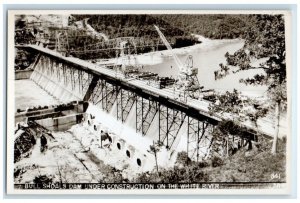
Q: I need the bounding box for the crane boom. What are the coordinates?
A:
[154,25,202,100]
[154,25,184,72]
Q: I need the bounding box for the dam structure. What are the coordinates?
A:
[15,44,280,173]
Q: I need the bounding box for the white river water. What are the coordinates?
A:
[137,37,267,97]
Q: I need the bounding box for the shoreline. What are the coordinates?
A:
[94,35,244,66]
[139,35,243,58]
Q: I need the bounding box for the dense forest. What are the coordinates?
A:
[68,14,253,59]
[71,14,250,40]
[155,14,249,39]
[71,14,198,47]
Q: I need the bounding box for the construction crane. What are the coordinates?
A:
[113,37,141,78]
[154,25,202,100]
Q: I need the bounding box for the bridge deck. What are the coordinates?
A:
[16,44,287,138]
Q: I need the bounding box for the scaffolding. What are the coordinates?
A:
[136,96,158,136]
[159,105,186,150]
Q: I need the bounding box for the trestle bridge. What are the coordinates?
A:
[16,44,276,161]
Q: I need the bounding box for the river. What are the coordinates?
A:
[137,37,267,97]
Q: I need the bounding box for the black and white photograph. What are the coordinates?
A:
[7,10,292,195]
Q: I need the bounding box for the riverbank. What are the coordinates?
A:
[93,35,243,66]
[134,35,242,66]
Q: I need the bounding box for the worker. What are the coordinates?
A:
[100,130,104,148]
[40,134,48,153]
[100,130,112,148]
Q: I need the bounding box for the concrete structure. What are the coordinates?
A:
[15,101,88,132]
[15,69,33,80]
[16,45,286,163]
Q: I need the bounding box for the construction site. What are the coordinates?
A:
[13,14,287,185]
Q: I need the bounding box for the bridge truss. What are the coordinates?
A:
[18,46,259,162]
[52,28,168,58]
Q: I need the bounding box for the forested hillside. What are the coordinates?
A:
[71,14,199,48]
[155,14,249,39]
[72,14,250,41]
[15,14,254,60]
[66,14,251,59]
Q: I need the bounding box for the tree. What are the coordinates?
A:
[214,14,287,154]
[149,141,160,176]
[209,89,270,156]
